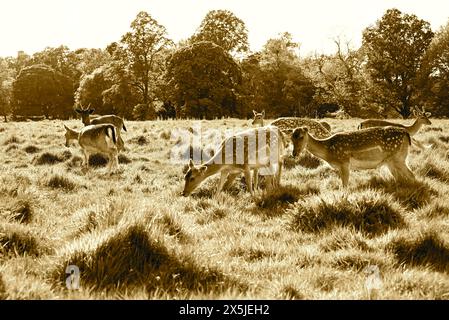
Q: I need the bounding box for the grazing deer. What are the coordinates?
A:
[251,111,332,136]
[182,126,285,196]
[75,104,127,151]
[358,107,431,149]
[291,126,415,187]
[64,124,119,173]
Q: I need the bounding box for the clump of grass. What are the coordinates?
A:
[418,161,449,183]
[5,144,19,152]
[60,150,72,160]
[360,177,437,209]
[278,285,304,300]
[420,202,449,218]
[23,145,40,154]
[319,227,370,252]
[134,135,147,145]
[297,153,322,169]
[389,231,449,273]
[52,224,233,294]
[253,183,320,213]
[159,130,171,140]
[330,251,385,271]
[7,197,34,224]
[34,152,63,165]
[438,135,449,144]
[160,213,189,242]
[3,135,20,145]
[231,247,273,262]
[118,154,132,164]
[46,174,77,191]
[289,191,406,237]
[88,153,108,167]
[0,223,46,257]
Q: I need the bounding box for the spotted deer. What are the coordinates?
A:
[75,104,127,151]
[291,126,415,187]
[64,124,119,173]
[359,107,431,149]
[182,126,285,196]
[251,111,332,136]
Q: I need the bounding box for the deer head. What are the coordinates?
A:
[291,127,309,157]
[412,106,432,125]
[182,159,208,196]
[251,110,265,127]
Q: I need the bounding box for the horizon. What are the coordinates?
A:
[1,0,449,58]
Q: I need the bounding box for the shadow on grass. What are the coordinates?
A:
[389,231,449,274]
[52,224,245,295]
[359,177,437,209]
[251,183,320,218]
[289,191,406,237]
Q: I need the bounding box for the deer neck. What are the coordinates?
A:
[407,118,423,136]
[305,134,330,161]
[202,162,223,179]
[68,128,80,141]
[82,115,91,126]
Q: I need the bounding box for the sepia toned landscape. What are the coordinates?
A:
[1,1,449,301]
[0,118,448,299]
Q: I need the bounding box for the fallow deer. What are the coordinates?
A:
[291,126,415,187]
[75,104,127,151]
[182,126,285,196]
[358,107,431,149]
[64,124,119,173]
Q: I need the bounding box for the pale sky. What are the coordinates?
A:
[1,0,448,58]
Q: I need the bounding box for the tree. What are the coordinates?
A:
[190,10,249,55]
[362,8,434,118]
[12,64,74,118]
[165,41,242,119]
[245,33,315,117]
[418,21,449,117]
[75,66,114,114]
[0,58,15,121]
[120,11,173,105]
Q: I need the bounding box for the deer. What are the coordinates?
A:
[358,107,431,149]
[290,126,415,187]
[182,125,286,197]
[251,110,332,135]
[64,124,119,173]
[74,103,127,151]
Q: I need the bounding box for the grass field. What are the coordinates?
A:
[0,118,448,300]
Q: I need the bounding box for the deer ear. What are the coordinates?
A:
[75,109,82,114]
[88,109,95,114]
[425,112,432,117]
[189,159,194,168]
[199,165,208,175]
[63,124,69,130]
[253,110,257,116]
[412,109,418,116]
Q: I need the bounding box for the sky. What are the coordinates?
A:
[1,0,449,58]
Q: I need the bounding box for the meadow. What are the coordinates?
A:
[0,118,448,300]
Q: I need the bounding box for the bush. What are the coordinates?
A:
[0,223,46,257]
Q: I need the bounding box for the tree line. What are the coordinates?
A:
[1,8,448,121]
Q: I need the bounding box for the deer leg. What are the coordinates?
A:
[216,171,229,195]
[82,150,89,169]
[253,168,259,190]
[244,166,253,195]
[339,163,350,187]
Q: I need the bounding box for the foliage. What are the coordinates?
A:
[362,8,434,118]
[165,41,242,119]
[12,64,74,118]
[190,10,249,55]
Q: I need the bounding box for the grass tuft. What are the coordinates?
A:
[88,154,108,167]
[0,223,47,257]
[52,224,235,294]
[3,135,20,145]
[118,154,132,164]
[289,191,405,237]
[8,197,34,223]
[46,174,77,191]
[23,145,40,154]
[389,231,449,273]
[34,152,63,165]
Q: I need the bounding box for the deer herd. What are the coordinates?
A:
[62,104,433,197]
